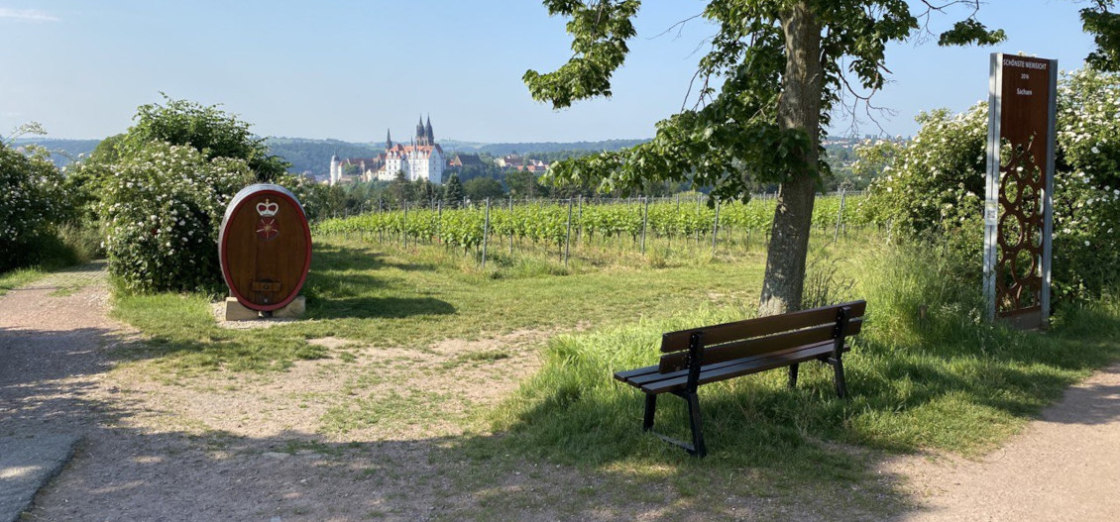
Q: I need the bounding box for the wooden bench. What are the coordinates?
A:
[613,300,867,457]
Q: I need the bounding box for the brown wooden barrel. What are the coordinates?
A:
[219,184,311,311]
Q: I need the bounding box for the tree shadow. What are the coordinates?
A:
[307,296,456,320]
[312,244,437,273]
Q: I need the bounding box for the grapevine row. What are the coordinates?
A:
[314,194,871,251]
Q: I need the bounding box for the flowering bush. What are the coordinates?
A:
[0,143,74,271]
[99,141,253,293]
[861,68,1120,298]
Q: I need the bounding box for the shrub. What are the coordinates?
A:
[861,68,1120,299]
[0,143,74,271]
[99,141,253,293]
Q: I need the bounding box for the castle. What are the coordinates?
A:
[329,115,445,185]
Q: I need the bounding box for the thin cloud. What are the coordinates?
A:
[0,8,60,22]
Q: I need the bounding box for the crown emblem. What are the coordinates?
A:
[256,199,279,217]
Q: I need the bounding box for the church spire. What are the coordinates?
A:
[386,128,392,149]
[425,115,434,144]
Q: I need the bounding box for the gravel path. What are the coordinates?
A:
[885,361,1120,521]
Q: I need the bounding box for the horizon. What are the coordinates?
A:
[0,1,1098,143]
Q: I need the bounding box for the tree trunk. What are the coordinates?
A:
[759,2,823,316]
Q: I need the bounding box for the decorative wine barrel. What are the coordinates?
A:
[219,184,312,312]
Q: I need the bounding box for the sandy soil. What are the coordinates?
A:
[4,263,1119,521]
[882,361,1120,521]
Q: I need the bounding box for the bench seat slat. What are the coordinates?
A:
[613,364,659,383]
[639,342,848,394]
[660,300,866,352]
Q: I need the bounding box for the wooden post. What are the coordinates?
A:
[695,194,701,245]
[482,198,491,268]
[834,188,846,242]
[402,202,408,248]
[711,199,720,253]
[437,200,443,245]
[564,198,574,266]
[641,196,649,254]
[577,194,583,246]
[508,195,514,256]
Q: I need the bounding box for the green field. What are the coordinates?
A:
[99,226,1120,519]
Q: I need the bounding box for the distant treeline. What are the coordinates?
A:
[11,139,100,167]
[452,139,649,156]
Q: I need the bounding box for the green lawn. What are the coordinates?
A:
[0,267,51,296]
[107,231,1120,519]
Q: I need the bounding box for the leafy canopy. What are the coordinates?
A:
[116,94,288,182]
[525,1,1004,201]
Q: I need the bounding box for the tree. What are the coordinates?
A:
[527,1,1007,314]
[388,170,414,205]
[464,177,506,200]
[443,174,465,207]
[506,170,544,199]
[115,95,289,182]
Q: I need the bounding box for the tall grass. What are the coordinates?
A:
[491,237,1120,467]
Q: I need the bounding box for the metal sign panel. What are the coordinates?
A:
[984,53,1056,329]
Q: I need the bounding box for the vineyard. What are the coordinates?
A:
[314,192,874,262]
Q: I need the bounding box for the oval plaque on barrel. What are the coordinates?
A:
[219,183,312,311]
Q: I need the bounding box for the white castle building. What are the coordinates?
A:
[329,116,445,186]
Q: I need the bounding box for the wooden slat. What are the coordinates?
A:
[641,343,846,394]
[659,300,866,353]
[613,364,659,383]
[630,339,837,387]
[657,318,862,373]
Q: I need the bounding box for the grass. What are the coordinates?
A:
[104,228,1120,518]
[110,234,768,374]
[0,267,51,296]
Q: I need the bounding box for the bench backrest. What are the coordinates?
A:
[657,300,867,373]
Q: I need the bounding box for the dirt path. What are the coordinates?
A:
[884,361,1120,521]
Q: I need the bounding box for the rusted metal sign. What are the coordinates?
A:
[984,53,1056,330]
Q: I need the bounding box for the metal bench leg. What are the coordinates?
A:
[643,393,657,431]
[832,357,848,399]
[686,392,707,457]
[788,363,799,389]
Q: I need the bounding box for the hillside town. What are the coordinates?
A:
[326,116,551,186]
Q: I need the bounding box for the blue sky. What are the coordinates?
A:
[0,1,1099,143]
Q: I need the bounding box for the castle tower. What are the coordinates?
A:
[425,115,434,145]
[386,129,393,149]
[416,115,426,146]
[329,154,339,186]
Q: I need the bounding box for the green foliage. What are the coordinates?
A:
[1081,2,1120,72]
[443,174,465,208]
[100,141,254,293]
[863,68,1120,299]
[0,142,76,271]
[505,170,546,198]
[526,1,1006,200]
[115,95,288,182]
[937,18,1006,46]
[464,177,505,200]
[315,194,867,251]
[523,0,639,109]
[858,105,987,236]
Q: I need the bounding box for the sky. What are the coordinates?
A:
[0,1,1101,144]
